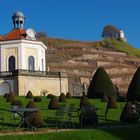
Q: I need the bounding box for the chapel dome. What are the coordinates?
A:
[12,11,25,29]
[12,11,25,18]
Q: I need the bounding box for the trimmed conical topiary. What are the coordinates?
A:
[48,96,60,110]
[47,94,54,99]
[127,67,140,101]
[107,96,117,108]
[120,102,139,122]
[7,92,16,102]
[34,96,42,102]
[87,67,116,99]
[26,91,33,99]
[80,95,91,108]
[11,100,23,107]
[101,94,109,102]
[24,101,44,128]
[59,93,66,102]
[4,93,9,99]
[66,92,72,99]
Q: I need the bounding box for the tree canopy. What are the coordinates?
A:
[36,32,47,39]
[102,25,120,39]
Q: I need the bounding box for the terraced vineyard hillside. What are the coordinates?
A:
[38,35,140,97]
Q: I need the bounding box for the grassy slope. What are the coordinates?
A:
[43,37,140,58]
[102,39,140,58]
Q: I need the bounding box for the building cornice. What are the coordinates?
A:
[0,39,47,50]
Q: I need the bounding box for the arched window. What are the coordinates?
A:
[28,56,35,71]
[8,56,15,72]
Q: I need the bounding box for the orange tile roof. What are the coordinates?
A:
[0,35,3,39]
[0,28,27,41]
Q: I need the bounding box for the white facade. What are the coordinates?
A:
[0,39,47,71]
[0,11,68,96]
[119,30,127,42]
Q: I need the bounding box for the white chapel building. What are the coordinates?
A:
[0,11,68,96]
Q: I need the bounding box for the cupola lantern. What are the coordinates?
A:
[12,11,25,29]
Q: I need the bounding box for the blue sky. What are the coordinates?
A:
[0,0,140,49]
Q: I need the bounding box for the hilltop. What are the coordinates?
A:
[37,34,140,97]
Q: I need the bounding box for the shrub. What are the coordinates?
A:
[59,93,66,102]
[7,92,16,102]
[127,67,140,101]
[4,93,9,99]
[120,102,139,122]
[48,96,60,110]
[34,96,42,102]
[11,100,23,107]
[47,94,54,99]
[80,95,91,108]
[87,67,116,99]
[101,94,109,102]
[81,95,88,101]
[107,96,117,108]
[79,105,98,128]
[26,91,33,99]
[66,92,71,99]
[24,101,44,128]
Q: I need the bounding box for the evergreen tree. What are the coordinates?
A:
[87,67,116,99]
[127,67,140,101]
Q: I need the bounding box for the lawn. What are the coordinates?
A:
[0,96,124,128]
[0,96,139,140]
[1,126,140,140]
